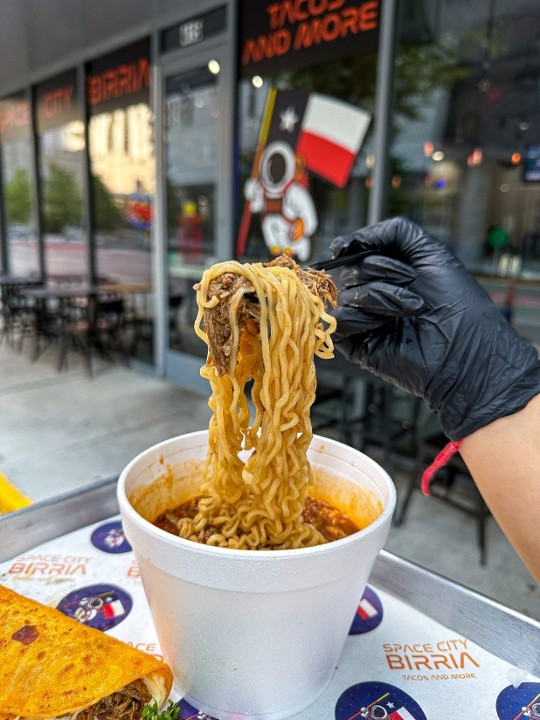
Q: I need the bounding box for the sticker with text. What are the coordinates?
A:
[496,683,540,719]
[57,583,133,630]
[91,520,132,553]
[336,681,427,720]
[350,586,383,635]
[382,637,480,681]
[4,553,91,579]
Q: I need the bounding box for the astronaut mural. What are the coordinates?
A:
[237,88,371,261]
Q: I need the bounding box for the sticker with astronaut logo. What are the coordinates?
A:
[91,520,132,554]
[237,88,370,262]
[349,586,384,635]
[335,681,427,720]
[57,583,133,631]
[496,683,540,719]
[175,698,217,720]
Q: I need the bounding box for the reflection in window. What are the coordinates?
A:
[164,66,219,357]
[166,69,218,267]
[87,39,155,364]
[389,0,540,346]
[89,103,154,240]
[36,71,86,279]
[390,1,540,269]
[0,93,39,275]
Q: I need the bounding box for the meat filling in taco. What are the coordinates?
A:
[0,586,173,720]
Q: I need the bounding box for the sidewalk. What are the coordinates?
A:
[0,341,537,620]
[0,344,212,502]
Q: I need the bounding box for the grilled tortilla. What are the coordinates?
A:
[0,585,173,720]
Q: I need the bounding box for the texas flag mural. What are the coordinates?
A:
[237,88,371,260]
[297,93,371,187]
[265,89,371,186]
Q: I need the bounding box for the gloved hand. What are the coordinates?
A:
[330,217,540,440]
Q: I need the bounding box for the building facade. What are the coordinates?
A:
[1,0,539,390]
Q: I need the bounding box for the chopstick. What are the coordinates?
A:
[309,249,377,272]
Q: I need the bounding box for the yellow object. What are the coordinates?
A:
[0,472,32,513]
[0,585,173,717]
[181,200,198,217]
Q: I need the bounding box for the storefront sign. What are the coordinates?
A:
[36,70,80,134]
[160,7,227,54]
[0,93,31,143]
[240,0,380,77]
[87,38,151,114]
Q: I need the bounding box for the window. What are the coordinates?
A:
[390,2,540,268]
[388,0,540,343]
[36,70,86,280]
[87,39,155,362]
[0,92,39,275]
[237,0,380,264]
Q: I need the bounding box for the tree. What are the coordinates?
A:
[43,163,82,233]
[92,174,124,231]
[5,168,32,225]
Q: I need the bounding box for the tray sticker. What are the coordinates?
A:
[336,681,427,720]
[56,583,133,630]
[496,682,540,719]
[176,698,217,720]
[350,586,384,635]
[91,520,132,553]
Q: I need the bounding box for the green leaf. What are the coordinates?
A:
[143,700,181,720]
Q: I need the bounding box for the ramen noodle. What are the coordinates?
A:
[175,255,338,550]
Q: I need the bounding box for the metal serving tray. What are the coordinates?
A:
[1,476,538,678]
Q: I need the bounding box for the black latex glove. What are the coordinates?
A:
[330,217,540,440]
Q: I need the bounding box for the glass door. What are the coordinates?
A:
[161,48,232,388]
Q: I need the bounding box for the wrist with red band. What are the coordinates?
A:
[420,440,464,496]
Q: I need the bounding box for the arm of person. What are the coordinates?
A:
[329,217,540,581]
[459,392,540,584]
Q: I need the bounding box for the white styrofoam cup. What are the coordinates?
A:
[118,430,396,720]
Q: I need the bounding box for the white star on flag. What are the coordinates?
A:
[279,105,299,133]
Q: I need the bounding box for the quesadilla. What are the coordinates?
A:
[0,585,173,720]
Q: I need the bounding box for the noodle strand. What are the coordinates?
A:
[183,259,337,549]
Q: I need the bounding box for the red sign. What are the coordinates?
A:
[36,70,80,133]
[87,58,150,107]
[87,38,151,114]
[0,94,31,143]
[240,0,380,76]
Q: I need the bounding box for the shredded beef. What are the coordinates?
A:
[266,255,338,308]
[195,255,338,375]
[75,679,152,720]
[200,272,260,375]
